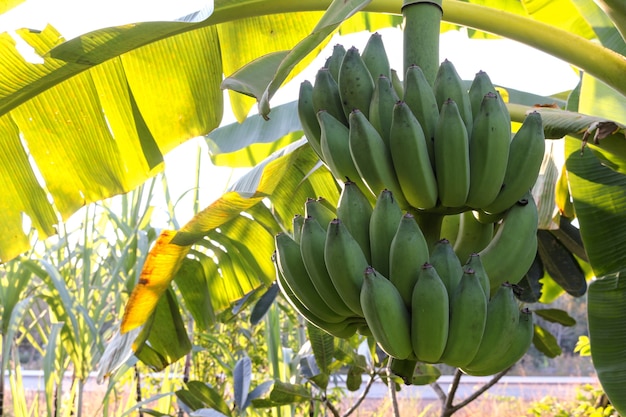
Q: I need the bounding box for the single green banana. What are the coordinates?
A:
[440,213,461,245]
[274,233,344,323]
[461,308,533,376]
[337,180,374,263]
[479,193,539,295]
[369,189,404,278]
[463,283,520,369]
[466,91,511,209]
[403,64,438,164]
[453,210,494,264]
[304,197,336,231]
[348,109,408,208]
[429,238,463,296]
[483,111,545,215]
[274,256,362,339]
[389,100,438,210]
[324,218,369,316]
[433,59,473,135]
[361,32,391,80]
[338,46,375,119]
[299,216,358,317]
[434,98,470,208]
[312,68,348,125]
[411,263,449,363]
[389,212,429,307]
[360,266,413,360]
[369,75,400,146]
[468,70,510,126]
[298,80,323,159]
[317,110,367,191]
[326,44,346,82]
[464,253,491,299]
[292,214,304,244]
[439,268,488,368]
[390,69,404,100]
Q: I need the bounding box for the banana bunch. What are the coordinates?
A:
[298,33,545,217]
[274,183,536,375]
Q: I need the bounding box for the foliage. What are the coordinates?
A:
[526,384,619,417]
[3,0,626,416]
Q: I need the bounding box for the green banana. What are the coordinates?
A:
[324,218,369,316]
[434,98,470,208]
[453,210,494,264]
[312,68,348,125]
[369,189,404,278]
[439,214,461,245]
[464,283,520,369]
[292,214,304,244]
[411,263,449,363]
[369,75,399,146]
[299,216,357,317]
[403,64,438,164]
[483,111,545,215]
[433,59,473,135]
[348,109,408,208]
[464,253,491,299]
[274,255,362,339]
[361,32,391,80]
[326,44,346,82]
[429,238,463,296]
[360,266,413,360]
[317,110,367,191]
[391,69,404,100]
[389,212,429,307]
[439,268,488,368]
[304,197,336,231]
[274,233,344,323]
[479,193,539,295]
[389,100,438,210]
[466,92,511,209]
[461,308,533,376]
[338,46,375,119]
[473,209,505,225]
[336,180,373,263]
[298,81,323,159]
[468,70,510,126]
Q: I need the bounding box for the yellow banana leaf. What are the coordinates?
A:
[0,0,391,264]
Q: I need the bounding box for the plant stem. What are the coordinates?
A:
[387,364,401,417]
[439,367,512,416]
[411,211,444,251]
[402,0,443,85]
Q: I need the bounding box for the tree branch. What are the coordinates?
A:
[341,372,377,417]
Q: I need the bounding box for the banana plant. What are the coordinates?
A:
[2,0,626,414]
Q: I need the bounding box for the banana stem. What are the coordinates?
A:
[411,210,444,251]
[402,0,443,85]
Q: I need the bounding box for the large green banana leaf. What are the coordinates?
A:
[2,0,625,263]
[0,0,399,262]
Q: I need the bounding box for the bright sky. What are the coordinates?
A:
[1,3,580,230]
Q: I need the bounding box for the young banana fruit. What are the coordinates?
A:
[479,192,539,295]
[466,91,511,209]
[389,213,429,307]
[324,218,369,316]
[439,268,488,368]
[434,98,470,208]
[411,263,449,363]
[369,189,404,277]
[337,180,374,263]
[360,266,413,360]
[389,100,438,210]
